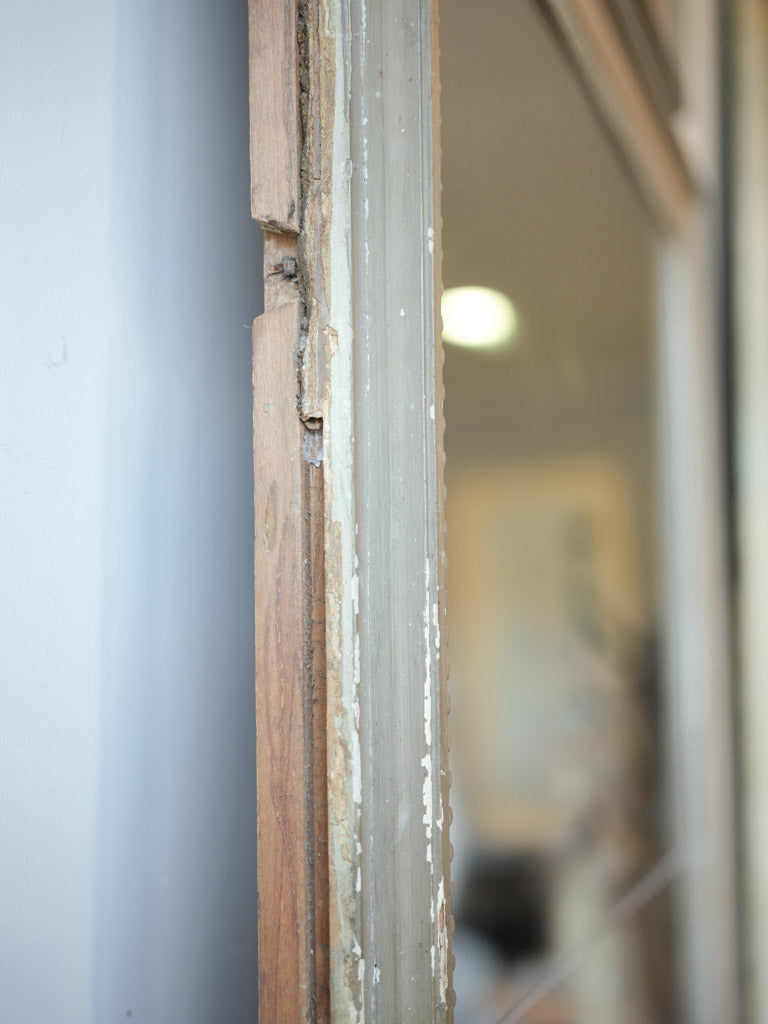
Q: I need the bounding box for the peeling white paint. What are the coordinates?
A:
[422,557,434,868]
[317,0,450,1017]
[436,876,449,1000]
[422,752,433,854]
[423,558,433,749]
[302,431,324,466]
[321,2,365,1020]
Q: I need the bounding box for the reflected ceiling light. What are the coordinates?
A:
[441,286,517,350]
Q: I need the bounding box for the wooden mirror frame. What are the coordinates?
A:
[250,1,450,1021]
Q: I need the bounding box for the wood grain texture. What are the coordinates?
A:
[248,0,301,233]
[253,299,329,1022]
[299,5,366,1018]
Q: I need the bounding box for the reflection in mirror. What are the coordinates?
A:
[441,2,678,1020]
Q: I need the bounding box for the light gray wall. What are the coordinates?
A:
[0,1,262,1021]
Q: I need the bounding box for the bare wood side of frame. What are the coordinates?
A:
[252,299,330,1023]
[250,1,330,1019]
[248,0,301,233]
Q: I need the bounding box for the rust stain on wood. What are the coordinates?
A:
[264,231,300,311]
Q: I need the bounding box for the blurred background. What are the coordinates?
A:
[439,1,752,1021]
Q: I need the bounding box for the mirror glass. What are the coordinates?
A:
[441,2,679,1021]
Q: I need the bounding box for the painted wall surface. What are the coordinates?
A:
[0,1,262,1021]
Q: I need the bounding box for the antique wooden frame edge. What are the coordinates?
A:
[249,1,453,1021]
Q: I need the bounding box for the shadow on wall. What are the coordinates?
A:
[94,0,262,1020]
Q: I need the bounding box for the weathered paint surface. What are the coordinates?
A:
[345,0,453,1019]
[302,0,453,1019]
[253,1,452,1020]
[301,3,365,1020]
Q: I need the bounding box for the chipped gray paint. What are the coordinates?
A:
[347,1,452,1020]
[302,2,364,1020]
[303,0,452,1020]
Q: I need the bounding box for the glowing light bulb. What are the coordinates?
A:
[441,286,518,349]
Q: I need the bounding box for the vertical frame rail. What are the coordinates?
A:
[347,1,452,1020]
[301,1,453,1020]
[250,2,329,1020]
[253,300,329,1022]
[250,1,452,1021]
